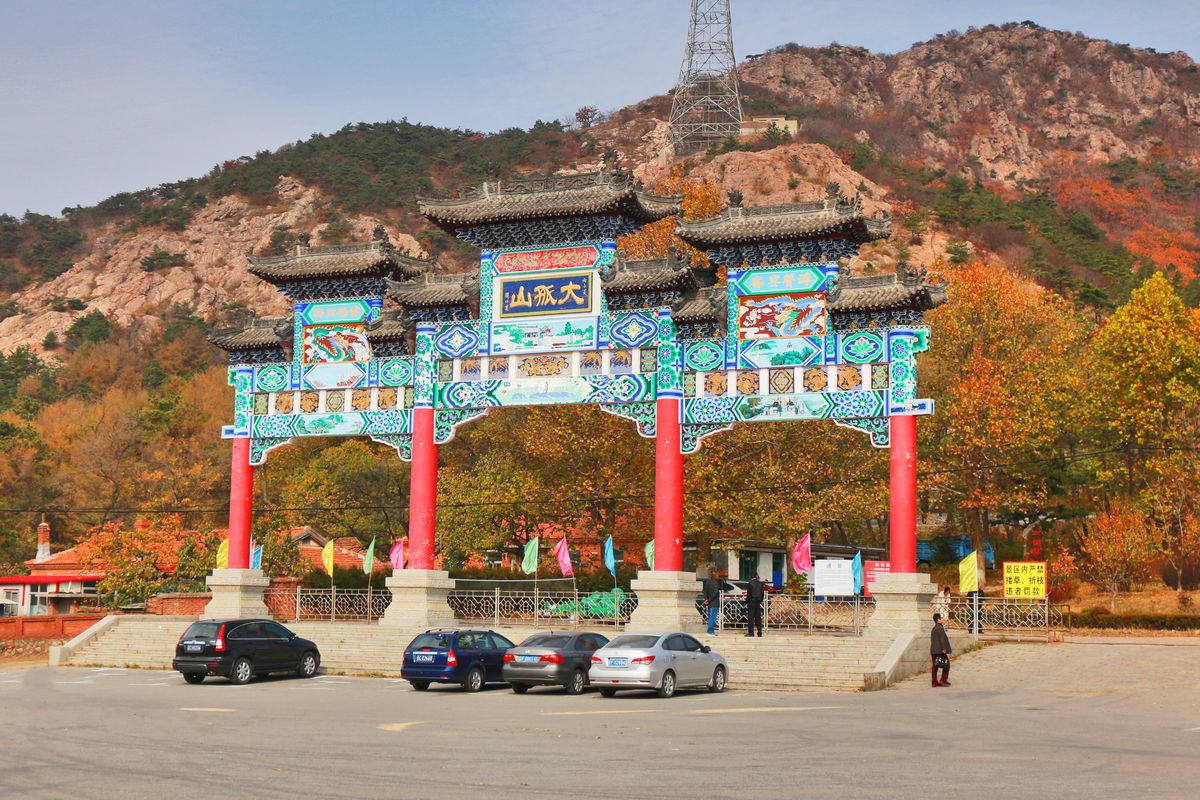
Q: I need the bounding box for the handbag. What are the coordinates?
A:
[933,654,950,669]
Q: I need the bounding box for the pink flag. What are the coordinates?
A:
[389,538,406,570]
[551,538,573,577]
[791,534,812,573]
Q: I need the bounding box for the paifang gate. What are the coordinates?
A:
[208,170,946,626]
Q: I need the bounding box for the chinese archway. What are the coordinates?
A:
[208,171,945,622]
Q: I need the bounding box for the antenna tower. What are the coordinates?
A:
[668,0,743,155]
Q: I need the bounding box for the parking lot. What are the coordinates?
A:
[2,638,1199,799]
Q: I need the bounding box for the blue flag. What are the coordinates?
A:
[851,552,863,593]
[251,544,263,570]
[603,536,616,576]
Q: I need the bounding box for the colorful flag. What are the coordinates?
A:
[521,537,539,574]
[250,544,262,570]
[644,539,655,571]
[551,538,573,577]
[791,534,812,573]
[603,536,616,576]
[363,538,375,575]
[851,552,863,593]
[389,539,406,570]
[321,540,335,576]
[959,552,978,593]
[216,538,229,569]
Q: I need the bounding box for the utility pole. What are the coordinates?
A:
[668,0,743,155]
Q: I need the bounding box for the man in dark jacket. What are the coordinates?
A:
[931,612,951,687]
[745,574,771,637]
[702,570,732,635]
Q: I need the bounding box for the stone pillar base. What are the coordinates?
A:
[865,572,937,635]
[379,569,457,629]
[203,569,269,619]
[626,570,703,632]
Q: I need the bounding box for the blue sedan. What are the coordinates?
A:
[402,629,515,692]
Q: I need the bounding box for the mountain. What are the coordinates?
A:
[2,22,1199,356]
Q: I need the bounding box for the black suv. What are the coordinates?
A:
[173,618,321,685]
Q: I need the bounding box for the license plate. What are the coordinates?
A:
[518,655,539,663]
[186,644,201,653]
[413,653,435,663]
[607,657,627,667]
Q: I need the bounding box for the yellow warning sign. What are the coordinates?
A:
[1003,561,1047,599]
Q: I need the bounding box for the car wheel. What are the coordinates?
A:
[297,651,319,678]
[410,680,430,691]
[183,673,205,685]
[229,657,253,685]
[463,666,484,693]
[510,682,529,694]
[566,669,587,695]
[599,688,617,698]
[708,665,726,693]
[656,670,676,698]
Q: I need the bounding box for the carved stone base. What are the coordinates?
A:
[379,569,457,629]
[865,572,938,634]
[203,569,269,619]
[626,570,703,633]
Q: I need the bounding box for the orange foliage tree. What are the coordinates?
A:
[618,164,723,272]
[921,261,1093,580]
[1078,503,1159,610]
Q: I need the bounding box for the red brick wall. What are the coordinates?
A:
[265,577,302,619]
[0,614,106,640]
[147,593,211,615]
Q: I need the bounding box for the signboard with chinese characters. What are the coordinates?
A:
[1002,561,1047,599]
[496,272,593,318]
[491,243,608,273]
[863,560,890,597]
[812,559,855,596]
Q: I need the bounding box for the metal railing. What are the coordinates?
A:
[937,597,1066,636]
[264,587,391,622]
[713,593,873,635]
[447,588,637,628]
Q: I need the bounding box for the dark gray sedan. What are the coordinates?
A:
[502,631,609,694]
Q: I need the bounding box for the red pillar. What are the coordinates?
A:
[408,406,438,570]
[653,398,684,572]
[228,437,254,569]
[888,414,918,573]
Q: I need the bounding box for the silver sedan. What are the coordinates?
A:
[588,631,727,698]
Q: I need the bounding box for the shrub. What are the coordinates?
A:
[139,248,189,271]
[1071,607,1200,631]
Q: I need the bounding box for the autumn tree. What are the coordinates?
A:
[574,106,599,129]
[1078,503,1159,610]
[1090,272,1200,498]
[921,261,1094,581]
[617,164,723,274]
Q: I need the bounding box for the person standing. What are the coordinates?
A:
[931,612,951,687]
[932,586,951,621]
[702,570,732,636]
[745,573,771,637]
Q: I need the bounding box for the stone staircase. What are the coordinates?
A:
[60,616,902,690]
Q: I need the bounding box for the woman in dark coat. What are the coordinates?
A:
[931,613,951,687]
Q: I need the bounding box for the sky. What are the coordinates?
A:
[2,0,1197,217]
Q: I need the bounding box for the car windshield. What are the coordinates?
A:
[521,634,571,648]
[182,622,221,639]
[409,633,452,649]
[606,634,661,649]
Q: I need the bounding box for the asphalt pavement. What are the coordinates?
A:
[1,638,1198,799]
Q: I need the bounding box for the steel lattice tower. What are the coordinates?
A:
[668,0,743,154]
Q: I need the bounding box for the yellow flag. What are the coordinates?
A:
[322,541,335,576]
[216,539,229,569]
[958,551,978,593]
